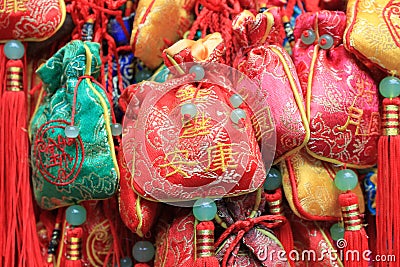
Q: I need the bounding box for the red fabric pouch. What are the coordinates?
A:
[291,10,380,168]
[232,8,310,164]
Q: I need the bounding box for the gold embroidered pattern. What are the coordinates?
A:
[176,85,211,103]
[86,220,113,267]
[0,0,28,13]
[206,143,238,172]
[159,149,197,178]
[180,113,212,138]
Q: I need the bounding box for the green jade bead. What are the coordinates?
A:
[4,40,25,60]
[65,125,79,138]
[132,241,155,263]
[189,65,205,81]
[379,76,400,98]
[111,123,122,136]
[193,198,217,221]
[229,94,243,108]
[330,223,345,241]
[230,108,246,124]
[319,34,334,50]
[181,103,197,119]
[301,29,316,45]
[264,167,282,191]
[334,169,358,191]
[65,205,87,226]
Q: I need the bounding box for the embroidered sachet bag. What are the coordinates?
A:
[281,149,365,221]
[344,0,400,74]
[122,33,272,203]
[130,0,195,69]
[232,8,310,163]
[0,0,66,41]
[215,190,289,267]
[287,210,344,267]
[292,10,380,168]
[153,207,196,267]
[30,40,119,210]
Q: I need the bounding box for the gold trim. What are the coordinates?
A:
[166,54,185,75]
[342,211,359,218]
[84,44,120,180]
[305,147,375,168]
[7,73,21,79]
[56,220,67,267]
[68,251,81,256]
[8,67,22,72]
[344,219,361,225]
[342,204,359,211]
[346,225,362,231]
[384,128,399,136]
[136,195,144,237]
[270,207,282,214]
[306,45,320,123]
[67,244,81,249]
[214,214,228,229]
[68,256,81,261]
[197,238,213,243]
[386,113,399,119]
[197,230,214,236]
[385,121,399,126]
[250,188,262,218]
[198,251,214,257]
[269,47,311,164]
[385,105,399,111]
[7,86,21,92]
[70,237,81,243]
[260,12,274,44]
[7,81,21,86]
[198,245,214,250]
[269,200,281,206]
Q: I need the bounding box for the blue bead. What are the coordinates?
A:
[132,241,155,263]
[195,30,202,40]
[379,76,400,98]
[119,257,133,267]
[193,198,217,221]
[4,40,25,60]
[264,168,282,191]
[65,205,87,226]
[334,169,358,191]
[189,65,205,81]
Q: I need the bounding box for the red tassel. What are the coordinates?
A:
[376,97,400,267]
[1,58,43,267]
[265,189,294,267]
[339,191,369,267]
[134,264,151,267]
[65,227,83,267]
[195,221,219,267]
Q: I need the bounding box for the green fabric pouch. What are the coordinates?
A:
[30,40,119,210]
